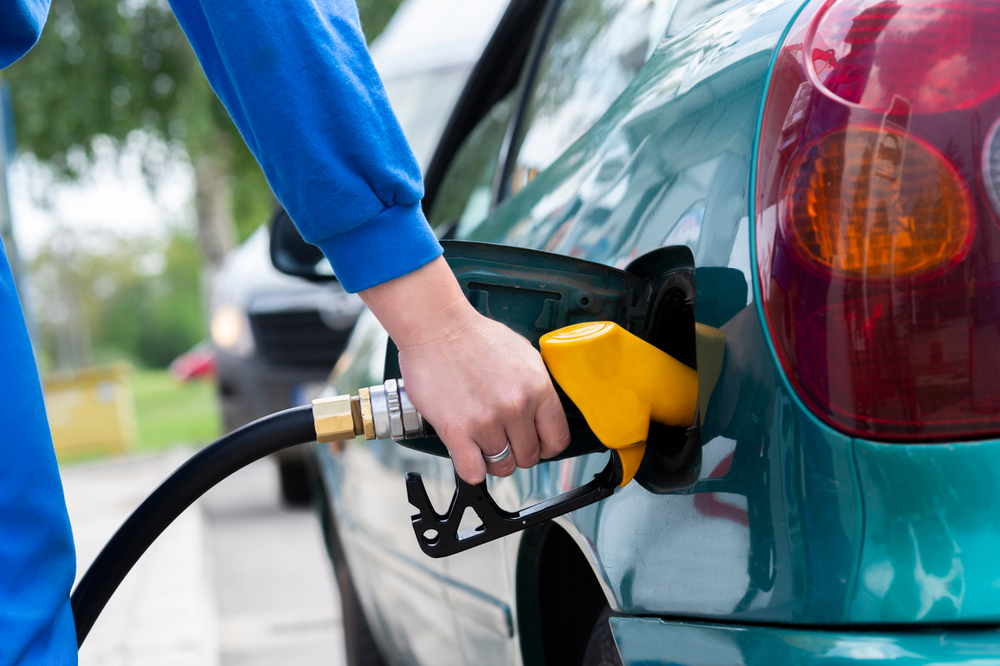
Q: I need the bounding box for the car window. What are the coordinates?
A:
[506,0,666,196]
[427,93,514,237]
[382,66,472,170]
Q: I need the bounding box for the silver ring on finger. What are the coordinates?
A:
[483,442,511,464]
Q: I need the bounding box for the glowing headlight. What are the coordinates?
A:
[211,305,254,356]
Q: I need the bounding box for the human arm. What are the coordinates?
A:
[167,0,570,481]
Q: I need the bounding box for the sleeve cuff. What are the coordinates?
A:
[314,202,443,293]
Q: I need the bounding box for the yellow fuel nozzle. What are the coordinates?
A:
[539,322,699,487]
[315,321,698,488]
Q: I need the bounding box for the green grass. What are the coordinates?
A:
[132,369,221,452]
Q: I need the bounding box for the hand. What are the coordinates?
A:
[359,257,570,484]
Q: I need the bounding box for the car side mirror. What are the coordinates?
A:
[268,208,337,282]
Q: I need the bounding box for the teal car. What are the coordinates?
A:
[301,0,1000,663]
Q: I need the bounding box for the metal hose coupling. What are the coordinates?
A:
[312,379,431,444]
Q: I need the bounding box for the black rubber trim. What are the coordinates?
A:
[492,0,564,207]
[71,405,317,647]
[421,0,550,213]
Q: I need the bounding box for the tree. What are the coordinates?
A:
[5,0,405,370]
[5,0,405,272]
[31,228,205,369]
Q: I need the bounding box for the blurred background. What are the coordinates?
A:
[0,0,506,663]
[1,0,407,458]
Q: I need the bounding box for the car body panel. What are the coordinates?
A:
[318,310,470,665]
[451,0,867,624]
[609,617,1000,665]
[851,439,1000,624]
[324,0,840,630]
[316,0,1000,661]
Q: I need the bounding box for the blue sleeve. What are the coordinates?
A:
[0,10,77,660]
[0,0,50,69]
[0,247,77,665]
[168,0,443,293]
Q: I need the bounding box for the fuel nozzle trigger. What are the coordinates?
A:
[405,451,622,558]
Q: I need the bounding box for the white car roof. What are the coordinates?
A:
[370,0,509,81]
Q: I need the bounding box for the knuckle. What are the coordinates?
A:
[534,372,555,393]
[478,408,502,428]
[542,389,564,413]
[542,431,571,457]
[504,390,531,414]
[517,451,541,469]
[482,444,506,460]
[441,420,471,442]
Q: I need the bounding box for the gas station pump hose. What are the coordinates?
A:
[70,405,317,647]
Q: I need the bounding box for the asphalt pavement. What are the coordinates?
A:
[62,450,345,666]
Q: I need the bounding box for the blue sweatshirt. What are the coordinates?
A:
[0,0,443,662]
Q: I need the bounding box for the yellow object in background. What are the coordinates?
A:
[540,322,699,487]
[44,362,137,459]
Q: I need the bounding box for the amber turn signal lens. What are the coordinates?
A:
[782,126,971,278]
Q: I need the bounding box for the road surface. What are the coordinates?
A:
[64,451,345,666]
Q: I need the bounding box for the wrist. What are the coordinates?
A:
[358,256,479,350]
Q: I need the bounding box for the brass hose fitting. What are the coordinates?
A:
[311,394,364,443]
[312,379,430,444]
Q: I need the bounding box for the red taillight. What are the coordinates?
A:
[808,0,1000,114]
[756,0,1000,441]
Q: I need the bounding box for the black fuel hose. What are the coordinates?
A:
[71,405,317,647]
